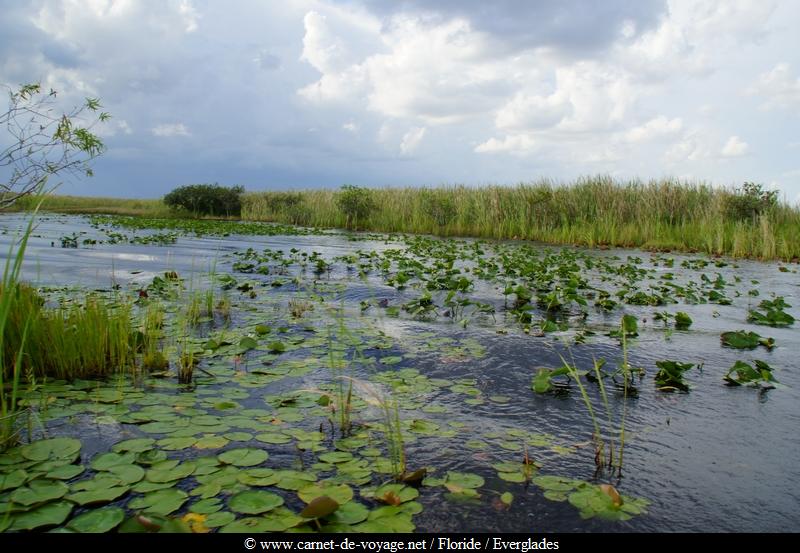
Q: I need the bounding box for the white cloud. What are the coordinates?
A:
[475,134,537,155]
[342,121,358,132]
[177,0,199,33]
[622,116,683,143]
[495,92,572,131]
[721,135,749,157]
[400,126,426,155]
[152,123,190,137]
[96,118,133,137]
[748,63,800,112]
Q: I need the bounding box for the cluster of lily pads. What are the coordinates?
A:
[3,213,796,532]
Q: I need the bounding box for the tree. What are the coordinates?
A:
[1,82,109,208]
[163,183,245,217]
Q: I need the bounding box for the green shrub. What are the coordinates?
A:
[336,185,374,230]
[726,182,778,221]
[163,183,244,217]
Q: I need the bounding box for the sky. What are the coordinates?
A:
[1,0,799,202]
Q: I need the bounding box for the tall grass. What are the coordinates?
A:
[10,194,171,217]
[1,286,136,381]
[0,205,40,451]
[242,177,800,260]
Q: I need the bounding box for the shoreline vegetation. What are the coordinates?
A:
[8,176,800,260]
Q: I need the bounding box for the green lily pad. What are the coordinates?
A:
[112,438,156,453]
[128,488,188,516]
[255,432,292,445]
[67,507,125,533]
[228,490,285,515]
[194,435,230,449]
[146,463,195,483]
[204,511,236,528]
[103,464,145,484]
[497,471,527,483]
[157,436,198,451]
[20,438,81,462]
[189,498,224,515]
[46,464,85,481]
[223,432,253,442]
[237,468,278,487]
[0,469,29,491]
[219,516,287,533]
[325,501,369,525]
[318,451,354,464]
[721,330,775,350]
[9,500,73,531]
[11,478,69,505]
[298,482,353,505]
[218,448,268,467]
[136,449,168,465]
[66,485,130,506]
[501,492,514,506]
[91,451,136,471]
[445,471,484,489]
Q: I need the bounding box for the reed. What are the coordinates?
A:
[241,176,800,260]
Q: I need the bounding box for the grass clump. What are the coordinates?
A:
[1,286,136,380]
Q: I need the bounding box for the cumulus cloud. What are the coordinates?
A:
[362,0,667,54]
[1,0,797,199]
[400,127,426,155]
[622,116,683,143]
[720,135,749,157]
[474,134,538,155]
[748,63,800,112]
[152,123,190,137]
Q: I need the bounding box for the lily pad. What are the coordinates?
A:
[67,507,125,533]
[324,501,369,525]
[128,488,188,516]
[373,483,419,505]
[298,482,353,505]
[103,464,145,484]
[204,511,236,528]
[9,500,73,531]
[190,498,224,515]
[67,485,130,506]
[157,436,198,451]
[11,478,69,506]
[228,490,285,515]
[146,463,195,483]
[20,438,81,462]
[445,471,484,489]
[91,451,136,471]
[0,469,29,491]
[194,435,230,449]
[112,438,156,453]
[218,448,268,467]
[255,432,292,445]
[721,330,775,350]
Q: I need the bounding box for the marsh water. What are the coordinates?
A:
[1,213,799,533]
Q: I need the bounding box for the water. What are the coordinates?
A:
[2,213,798,532]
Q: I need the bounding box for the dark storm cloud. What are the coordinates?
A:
[360,0,667,53]
[0,3,83,79]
